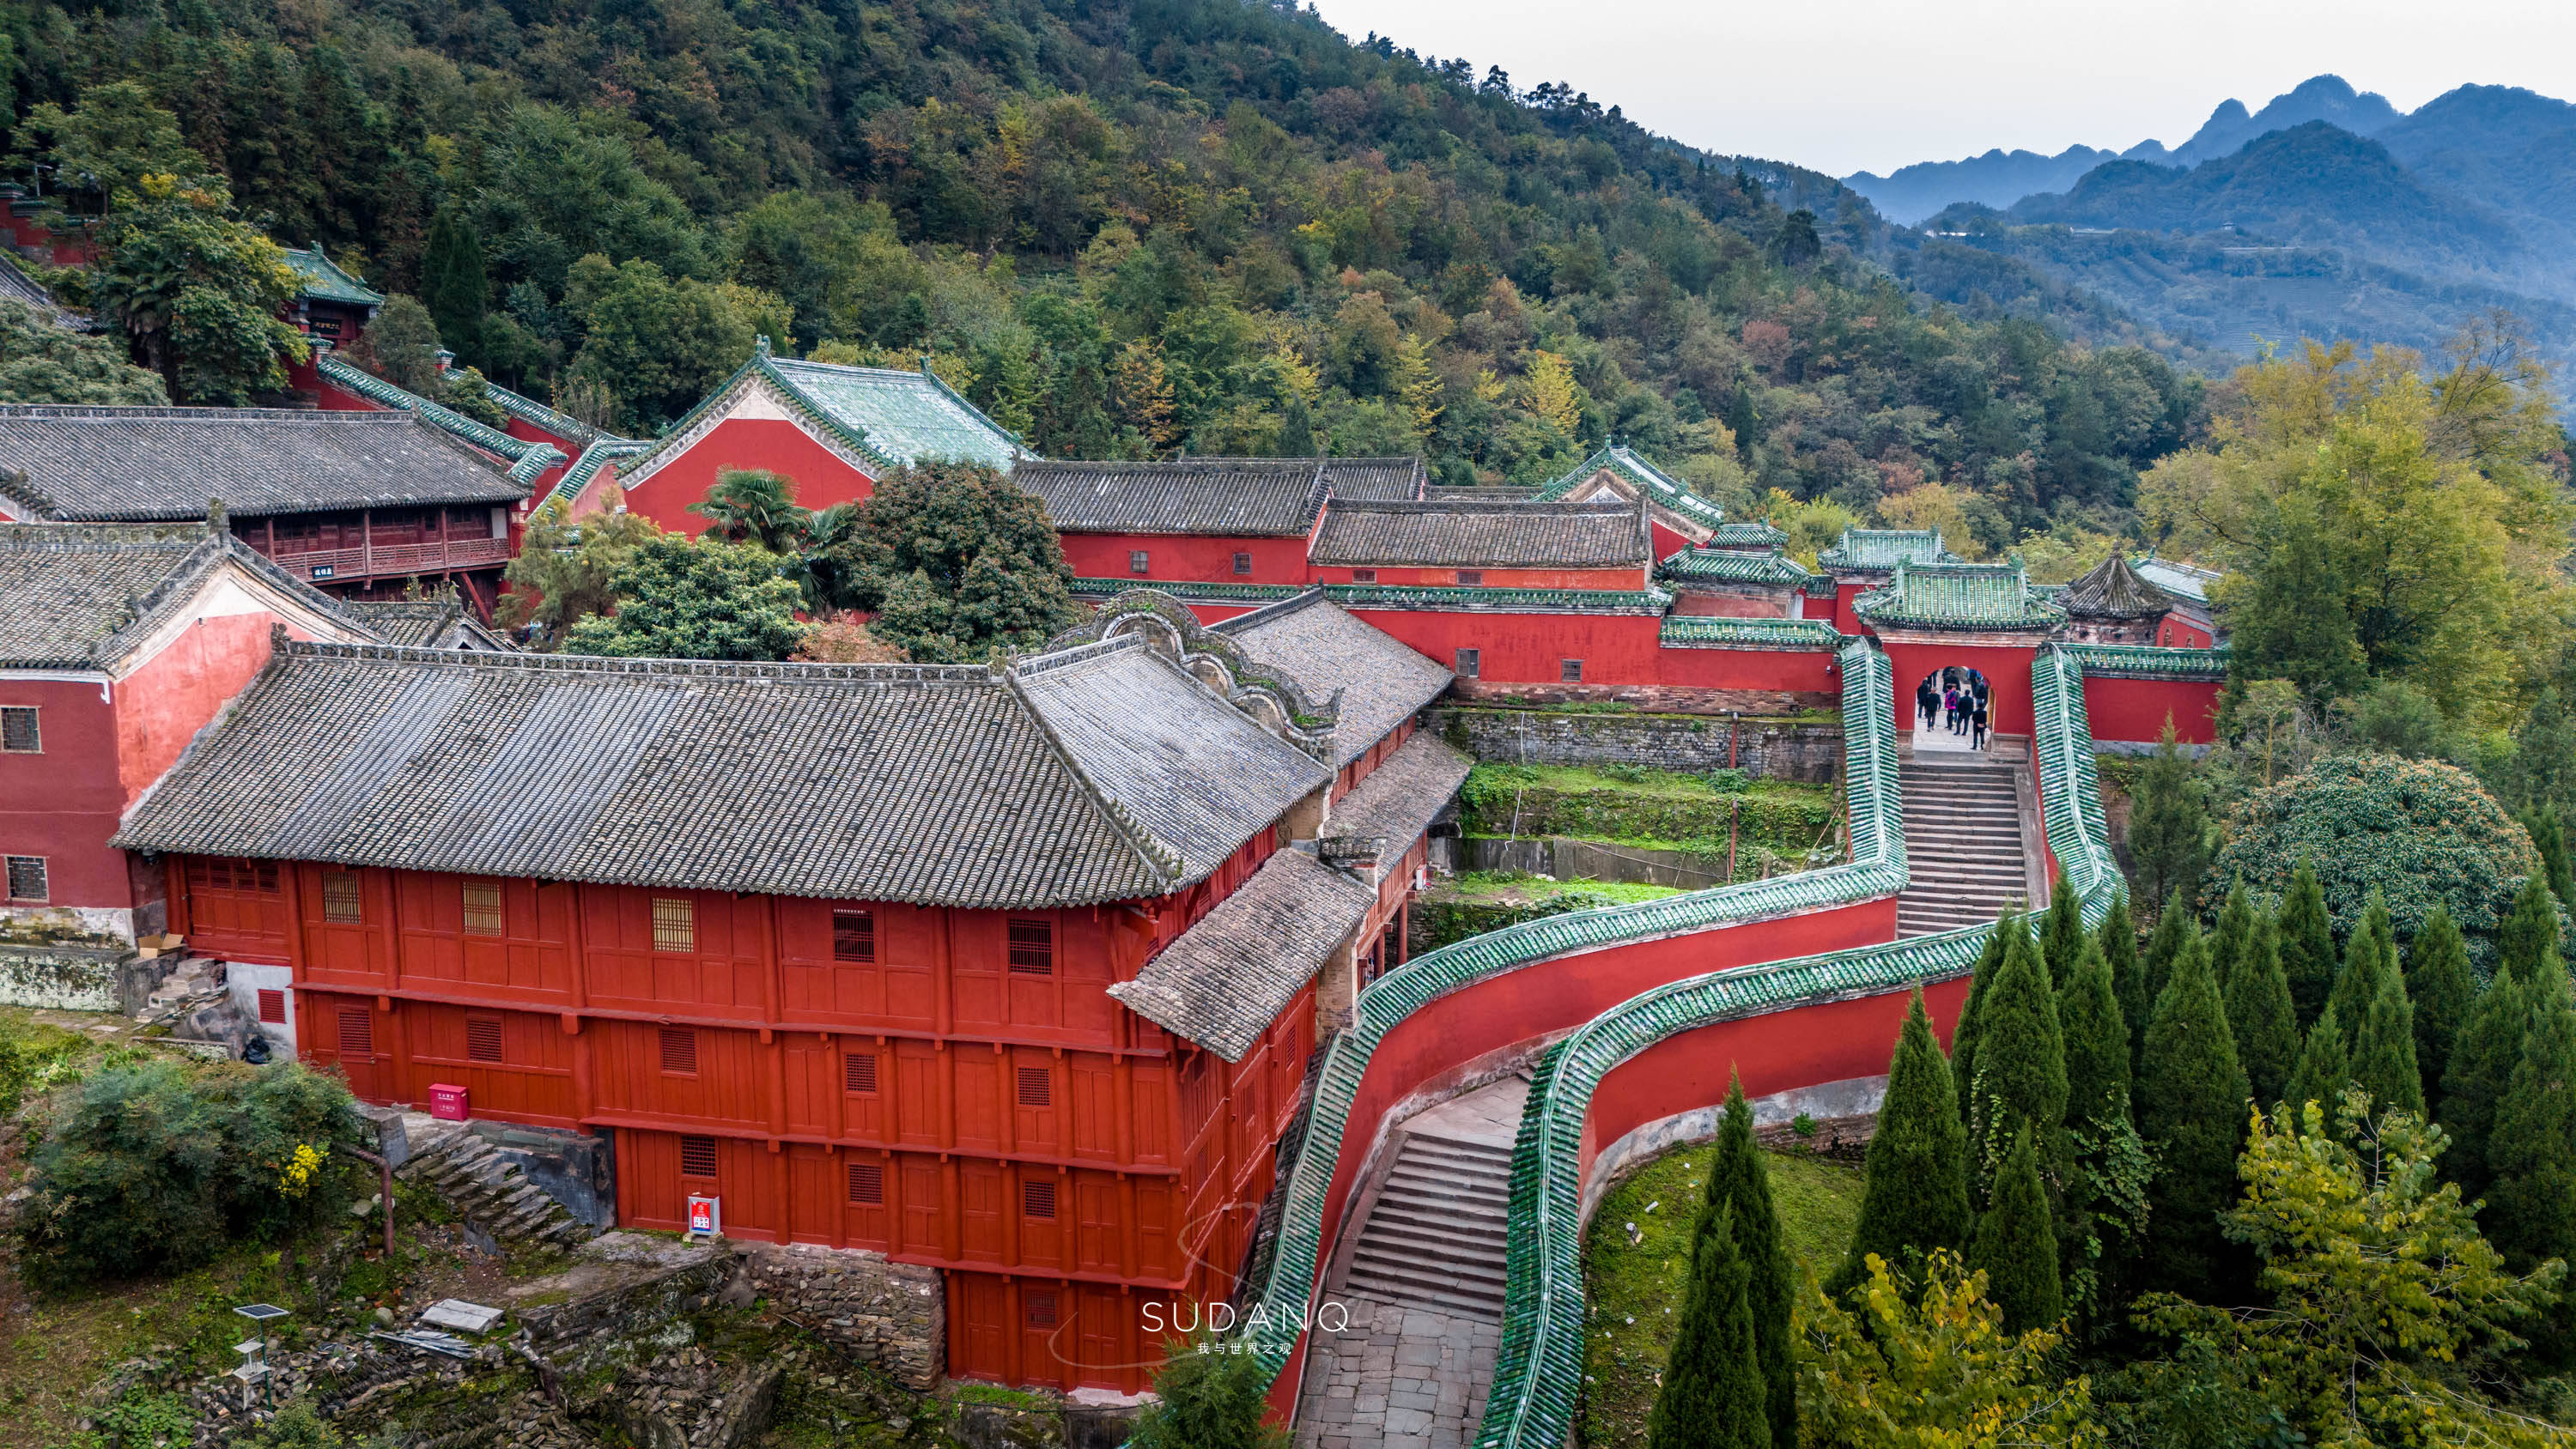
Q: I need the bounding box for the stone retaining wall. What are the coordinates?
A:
[1430,706,1843,783]
[733,1241,945,1391]
[1445,679,1838,715]
[0,942,162,1012]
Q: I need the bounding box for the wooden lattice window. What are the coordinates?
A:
[461,882,504,937]
[1455,569,1483,586]
[848,1161,884,1205]
[1560,658,1583,683]
[1016,1065,1052,1107]
[1024,1290,1058,1328]
[256,988,287,1024]
[659,1027,698,1076]
[651,897,694,954]
[321,870,362,924]
[1022,1179,1057,1219]
[337,1008,373,1058]
[679,1135,718,1179]
[466,1016,504,1064]
[1006,919,1054,975]
[832,909,875,962]
[191,858,280,894]
[1352,568,1376,584]
[844,1051,878,1094]
[1128,549,1150,576]
[1231,551,1252,576]
[0,706,38,753]
[4,856,45,902]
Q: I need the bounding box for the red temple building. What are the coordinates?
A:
[0,522,381,943]
[0,406,542,612]
[114,591,1463,1392]
[1531,445,1725,559]
[1012,458,1425,586]
[1305,497,1651,592]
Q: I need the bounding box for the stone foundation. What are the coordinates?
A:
[732,1240,945,1390]
[1430,705,1842,782]
[0,941,164,1012]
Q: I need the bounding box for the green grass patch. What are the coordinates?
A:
[1578,1146,1863,1449]
[1461,766,1840,862]
[1443,871,1686,906]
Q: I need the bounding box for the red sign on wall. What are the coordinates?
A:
[686,1195,721,1237]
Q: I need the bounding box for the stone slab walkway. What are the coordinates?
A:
[1293,1295,1500,1449]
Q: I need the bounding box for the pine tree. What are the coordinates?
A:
[2440,975,2531,1204]
[2135,935,2251,1299]
[2285,1003,2354,1117]
[2403,904,2476,1105]
[1969,919,2069,1165]
[2528,803,2576,910]
[2058,939,2130,1127]
[2278,858,2337,1030]
[2324,892,2399,1052]
[1648,1200,1771,1449]
[1947,917,2014,1129]
[2226,912,2300,1109]
[420,203,488,363]
[1833,990,1970,1294]
[2208,881,2256,999]
[2484,982,2576,1279]
[2351,970,2425,1116]
[1969,1129,2064,1334]
[1708,1076,1794,1449]
[2141,894,2194,1024]
[2128,721,2210,908]
[2040,872,2086,992]
[2098,894,2148,1070]
[2500,874,2563,987]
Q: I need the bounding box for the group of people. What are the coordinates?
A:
[1917,669,1990,749]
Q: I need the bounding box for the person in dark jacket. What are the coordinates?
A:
[1972,700,1990,749]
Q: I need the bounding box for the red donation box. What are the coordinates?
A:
[428,1083,468,1121]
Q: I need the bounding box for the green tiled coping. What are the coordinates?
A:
[1232,641,1904,1383]
[483,379,627,449]
[1537,446,1729,530]
[315,355,568,487]
[1471,645,2123,1449]
[1072,578,1676,615]
[2060,641,2229,680]
[1656,615,1844,651]
[535,438,655,520]
[1657,548,1814,586]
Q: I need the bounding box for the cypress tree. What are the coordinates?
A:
[2136,935,2251,1300]
[2284,1002,2354,1118]
[2141,894,2194,1022]
[1648,1200,1770,1449]
[2440,975,2532,1204]
[1968,920,2068,1240]
[2403,905,2476,1104]
[2324,892,2399,1052]
[2278,858,2337,1030]
[2059,938,2129,1127]
[420,203,488,362]
[2040,872,2086,992]
[2226,912,2300,1109]
[1947,916,2015,1127]
[2500,874,2564,987]
[1833,990,1970,1294]
[2208,880,2256,998]
[2529,803,2576,911]
[2485,985,2576,1279]
[1970,1128,2064,1334]
[2351,970,2425,1116]
[2099,894,2148,1070]
[1708,1075,1794,1449]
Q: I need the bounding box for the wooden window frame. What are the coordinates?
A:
[651,896,695,954]
[0,706,38,754]
[1351,568,1376,584]
[337,1007,374,1058]
[848,1160,885,1205]
[679,1134,719,1179]
[1128,549,1150,577]
[465,1016,505,1064]
[1455,569,1483,586]
[321,870,363,924]
[1024,1289,1059,1328]
[256,987,288,1024]
[1560,658,1583,683]
[1005,918,1054,975]
[832,908,876,963]
[844,1050,879,1094]
[1022,1178,1057,1220]
[1231,551,1253,576]
[4,855,46,903]
[1016,1065,1052,1107]
[659,1026,699,1076]
[461,881,504,937]
[1453,647,1479,679]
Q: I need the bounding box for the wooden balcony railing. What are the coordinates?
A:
[258,532,510,583]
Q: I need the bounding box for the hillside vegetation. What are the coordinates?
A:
[7,0,2198,538]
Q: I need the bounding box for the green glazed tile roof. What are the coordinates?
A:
[1230,641,1904,1385]
[535,437,655,519]
[481,379,626,449]
[1657,615,1844,651]
[2062,641,2229,680]
[1853,556,2067,631]
[1803,573,1840,599]
[1536,445,1728,530]
[1708,521,1787,548]
[315,355,568,486]
[1818,527,1953,572]
[282,246,384,307]
[626,343,1030,480]
[1658,546,1814,586]
[2132,554,2221,603]
[1472,644,2122,1449]
[1072,578,1312,603]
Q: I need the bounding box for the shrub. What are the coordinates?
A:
[10,1058,365,1288]
[2210,754,2540,961]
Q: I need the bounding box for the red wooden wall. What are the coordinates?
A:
[1061,533,1314,586]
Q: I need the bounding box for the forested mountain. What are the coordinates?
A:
[1,0,2203,543]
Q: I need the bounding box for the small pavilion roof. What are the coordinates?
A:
[282,246,385,307]
[2059,553,2172,620]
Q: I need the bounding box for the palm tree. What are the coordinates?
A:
[690,467,811,554]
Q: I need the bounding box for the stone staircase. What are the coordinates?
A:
[398,1127,596,1251]
[1338,1131,1512,1319]
[1895,757,2032,937]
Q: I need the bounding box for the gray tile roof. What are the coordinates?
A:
[0,522,374,670]
[1012,457,1424,535]
[2133,555,2221,604]
[1327,732,1473,848]
[335,599,513,651]
[1213,593,1452,766]
[1109,848,1374,1060]
[115,634,1328,910]
[1309,498,1651,569]
[0,406,530,521]
[2058,553,2172,620]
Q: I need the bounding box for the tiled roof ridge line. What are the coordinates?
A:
[1207,586,1331,636]
[272,636,998,685]
[313,355,568,482]
[537,437,654,521]
[1043,590,1340,761]
[914,354,1033,453]
[1327,495,1641,516]
[3,520,211,550]
[1230,640,1899,1383]
[996,658,1190,884]
[1472,644,2121,1449]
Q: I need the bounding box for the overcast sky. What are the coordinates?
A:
[1303,0,2576,177]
